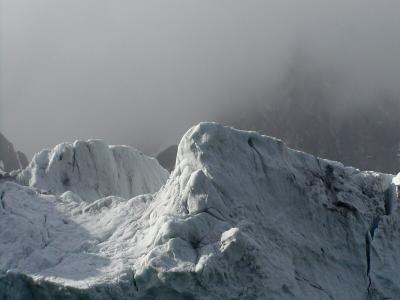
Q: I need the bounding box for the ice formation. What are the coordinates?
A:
[0,123,399,299]
[17,139,169,202]
[394,173,400,185]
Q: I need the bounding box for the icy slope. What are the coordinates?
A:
[0,123,399,299]
[17,139,169,202]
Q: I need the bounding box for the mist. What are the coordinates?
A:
[1,0,400,158]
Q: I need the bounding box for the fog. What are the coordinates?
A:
[1,0,399,158]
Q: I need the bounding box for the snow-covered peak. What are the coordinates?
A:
[17,139,169,202]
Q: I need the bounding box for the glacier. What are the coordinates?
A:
[0,123,399,299]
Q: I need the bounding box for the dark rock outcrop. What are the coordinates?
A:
[156,145,178,172]
[0,133,28,172]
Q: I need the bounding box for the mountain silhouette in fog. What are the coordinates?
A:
[221,51,400,174]
[0,132,28,172]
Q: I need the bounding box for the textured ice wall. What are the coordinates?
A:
[17,140,169,202]
[1,123,399,299]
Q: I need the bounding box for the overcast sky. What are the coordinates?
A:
[1,0,400,158]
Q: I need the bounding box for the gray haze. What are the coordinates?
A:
[1,0,400,158]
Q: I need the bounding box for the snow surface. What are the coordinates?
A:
[17,139,169,202]
[394,173,400,185]
[0,123,399,299]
